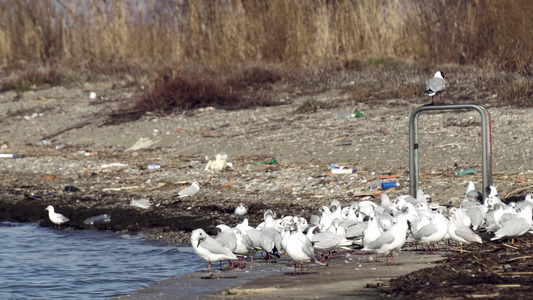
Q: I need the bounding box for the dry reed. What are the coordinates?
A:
[0,0,532,69]
[1,0,533,111]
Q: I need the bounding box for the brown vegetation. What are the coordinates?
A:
[1,0,532,112]
[2,0,533,67]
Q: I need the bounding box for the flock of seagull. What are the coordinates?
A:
[191,182,533,275]
[42,71,530,277]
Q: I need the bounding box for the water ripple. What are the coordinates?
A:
[0,222,203,299]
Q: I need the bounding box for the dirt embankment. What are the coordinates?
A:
[1,79,532,298]
[0,81,532,243]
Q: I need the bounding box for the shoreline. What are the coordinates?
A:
[115,248,445,299]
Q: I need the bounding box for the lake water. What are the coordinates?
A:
[0,222,203,299]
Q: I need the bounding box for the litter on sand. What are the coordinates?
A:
[205,153,233,171]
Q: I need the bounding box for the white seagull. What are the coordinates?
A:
[362,219,411,265]
[259,210,283,259]
[233,228,255,267]
[285,224,327,275]
[45,205,69,228]
[425,71,447,105]
[234,203,248,217]
[491,205,533,242]
[215,224,237,252]
[485,185,504,207]
[448,207,482,252]
[408,211,448,254]
[362,211,383,246]
[177,181,200,198]
[190,228,237,272]
[233,228,254,257]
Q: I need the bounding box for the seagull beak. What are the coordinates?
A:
[197,240,202,247]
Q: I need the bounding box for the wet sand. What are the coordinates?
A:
[115,249,445,299]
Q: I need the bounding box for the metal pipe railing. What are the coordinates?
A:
[409,104,492,200]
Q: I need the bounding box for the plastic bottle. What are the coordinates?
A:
[331,168,357,174]
[148,164,161,170]
[327,163,343,169]
[455,167,477,176]
[0,154,25,158]
[334,112,355,119]
[382,182,399,190]
[252,158,278,165]
[333,110,364,119]
[83,214,111,225]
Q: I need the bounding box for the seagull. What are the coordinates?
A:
[232,228,255,267]
[234,203,248,217]
[285,224,327,275]
[425,71,447,105]
[516,193,533,211]
[485,203,506,232]
[466,205,486,231]
[176,181,200,198]
[362,211,383,246]
[362,211,384,261]
[448,207,482,252]
[461,181,483,208]
[362,219,411,265]
[408,211,449,254]
[235,218,262,250]
[485,185,504,207]
[328,218,347,238]
[190,228,237,272]
[491,204,533,242]
[45,205,69,228]
[309,228,353,261]
[259,210,283,260]
[329,200,343,220]
[215,224,237,252]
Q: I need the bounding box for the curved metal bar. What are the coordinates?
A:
[409,104,492,200]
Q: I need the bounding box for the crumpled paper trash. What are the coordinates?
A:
[205,153,233,171]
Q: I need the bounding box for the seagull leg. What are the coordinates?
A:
[208,261,212,273]
[387,253,396,265]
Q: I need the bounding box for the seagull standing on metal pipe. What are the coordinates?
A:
[424,71,447,105]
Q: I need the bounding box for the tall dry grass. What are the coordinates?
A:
[0,0,532,69]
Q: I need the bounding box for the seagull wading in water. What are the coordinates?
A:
[45,205,69,228]
[190,228,237,272]
[425,71,447,105]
